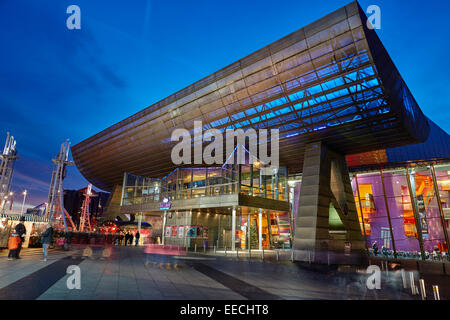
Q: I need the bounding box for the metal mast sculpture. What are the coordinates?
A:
[79,184,96,232]
[0,133,18,213]
[45,140,76,231]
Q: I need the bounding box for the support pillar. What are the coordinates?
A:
[293,141,365,264]
[406,167,426,261]
[137,213,143,234]
[104,184,128,221]
[266,211,273,249]
[258,208,263,250]
[431,164,450,260]
[247,213,251,250]
[161,211,167,245]
[380,169,397,258]
[354,174,369,255]
[231,206,236,251]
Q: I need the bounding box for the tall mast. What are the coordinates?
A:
[0,133,19,213]
[45,140,76,231]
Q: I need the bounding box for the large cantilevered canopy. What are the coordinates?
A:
[72,1,429,192]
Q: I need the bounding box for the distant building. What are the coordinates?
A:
[63,188,109,226]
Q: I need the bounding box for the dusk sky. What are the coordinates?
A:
[1,0,449,208]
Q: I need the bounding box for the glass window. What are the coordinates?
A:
[434,164,450,258]
[352,172,393,258]
[381,169,421,259]
[412,166,448,260]
[192,168,206,198]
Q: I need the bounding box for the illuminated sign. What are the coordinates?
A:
[160,202,171,210]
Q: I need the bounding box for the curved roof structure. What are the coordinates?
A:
[347,118,450,169]
[72,1,429,191]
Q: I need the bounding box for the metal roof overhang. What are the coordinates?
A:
[72,1,429,191]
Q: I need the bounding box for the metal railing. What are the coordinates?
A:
[0,213,50,223]
[123,182,239,206]
[123,181,289,206]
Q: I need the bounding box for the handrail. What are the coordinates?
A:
[0,213,50,222]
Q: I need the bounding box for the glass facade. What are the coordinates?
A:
[350,164,449,261]
[121,164,291,250]
[287,163,450,261]
[121,160,450,259]
[160,207,292,250]
[121,164,288,206]
[352,169,423,258]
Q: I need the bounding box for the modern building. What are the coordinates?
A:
[72,1,449,263]
[344,119,450,261]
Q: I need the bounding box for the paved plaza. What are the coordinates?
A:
[0,246,434,300]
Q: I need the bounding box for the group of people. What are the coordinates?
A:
[7,220,141,262]
[115,231,140,246]
[7,216,27,260]
[7,217,53,261]
[372,240,447,261]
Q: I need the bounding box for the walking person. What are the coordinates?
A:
[135,231,140,246]
[40,223,53,262]
[15,216,27,259]
[7,232,20,260]
[129,232,134,246]
[119,232,124,246]
[372,241,379,256]
[124,232,129,246]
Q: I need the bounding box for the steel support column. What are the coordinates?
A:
[247,213,251,250]
[354,173,369,255]
[431,164,450,261]
[406,167,426,261]
[120,172,127,206]
[250,164,253,196]
[380,168,397,258]
[258,208,263,250]
[293,141,364,263]
[231,206,236,251]
[266,210,273,249]
[162,211,167,245]
[237,165,242,195]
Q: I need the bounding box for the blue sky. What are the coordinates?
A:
[1,0,449,207]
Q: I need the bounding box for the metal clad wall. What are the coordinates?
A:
[72,1,430,191]
[386,119,450,163]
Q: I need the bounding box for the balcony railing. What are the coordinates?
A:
[122,181,288,206]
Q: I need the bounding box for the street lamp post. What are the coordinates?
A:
[21,190,27,215]
[8,192,13,213]
[2,196,7,213]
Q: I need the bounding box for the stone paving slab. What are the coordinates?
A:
[0,252,68,290]
[0,246,424,300]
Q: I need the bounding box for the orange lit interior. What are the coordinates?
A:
[401,174,433,238]
[355,184,376,236]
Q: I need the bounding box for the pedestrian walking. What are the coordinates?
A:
[15,216,27,259]
[129,232,134,246]
[119,232,124,246]
[124,232,129,246]
[135,231,140,246]
[372,241,379,256]
[7,232,21,260]
[40,223,53,262]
